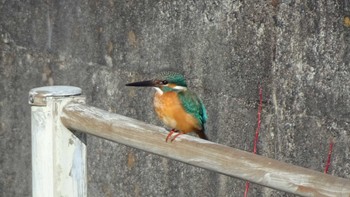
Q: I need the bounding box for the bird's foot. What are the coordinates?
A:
[170,133,183,142]
[165,129,183,142]
[165,129,176,142]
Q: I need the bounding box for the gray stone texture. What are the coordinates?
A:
[1,0,350,196]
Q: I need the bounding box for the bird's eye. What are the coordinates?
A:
[162,80,168,85]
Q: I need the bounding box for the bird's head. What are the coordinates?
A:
[125,71,188,94]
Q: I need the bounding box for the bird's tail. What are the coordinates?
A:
[197,129,209,140]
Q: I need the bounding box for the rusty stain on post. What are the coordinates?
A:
[61,102,350,197]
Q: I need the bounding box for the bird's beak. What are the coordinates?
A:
[125,80,156,87]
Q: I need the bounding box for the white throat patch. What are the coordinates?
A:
[154,87,163,95]
[172,86,187,91]
[153,85,187,95]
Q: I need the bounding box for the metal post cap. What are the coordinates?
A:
[29,86,82,106]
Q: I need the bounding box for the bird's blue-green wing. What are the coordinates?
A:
[178,91,207,127]
[199,98,208,125]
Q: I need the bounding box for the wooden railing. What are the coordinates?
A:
[29,86,350,197]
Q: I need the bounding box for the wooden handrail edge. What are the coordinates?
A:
[60,101,350,197]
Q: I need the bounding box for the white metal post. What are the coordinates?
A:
[29,86,87,197]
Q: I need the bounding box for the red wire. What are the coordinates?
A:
[253,84,263,154]
[324,138,334,174]
[245,84,263,197]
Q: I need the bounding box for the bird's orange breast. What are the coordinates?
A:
[154,91,201,133]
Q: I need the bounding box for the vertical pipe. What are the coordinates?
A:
[29,86,86,197]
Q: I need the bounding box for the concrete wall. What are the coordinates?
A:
[1,0,349,196]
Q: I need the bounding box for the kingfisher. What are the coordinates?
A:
[126,71,208,142]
